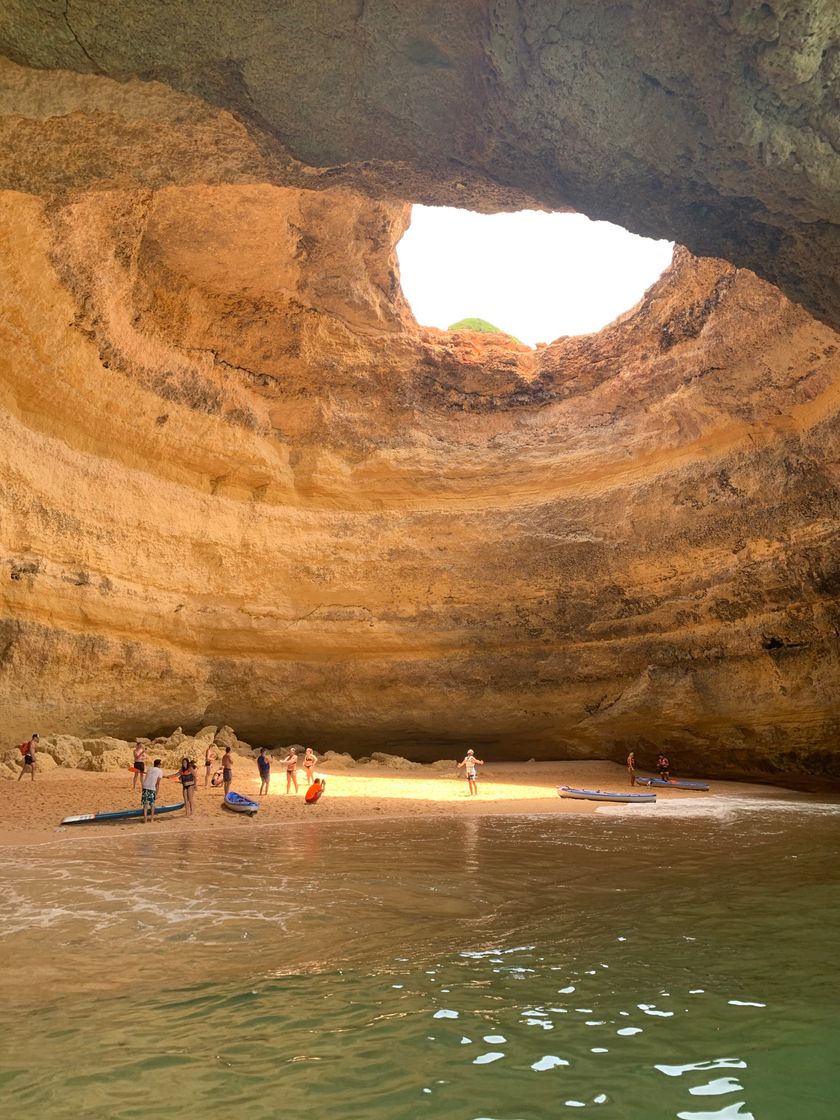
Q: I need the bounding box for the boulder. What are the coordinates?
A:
[319,751,357,768]
[38,735,85,767]
[213,726,237,751]
[82,736,133,758]
[79,748,132,772]
[194,725,218,742]
[369,752,421,770]
[162,727,186,749]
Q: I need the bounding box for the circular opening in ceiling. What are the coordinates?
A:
[397,206,674,347]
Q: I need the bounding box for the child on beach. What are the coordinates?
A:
[221,747,234,795]
[17,733,38,781]
[282,746,299,793]
[141,758,164,822]
[303,747,318,787]
[457,749,484,796]
[257,748,271,795]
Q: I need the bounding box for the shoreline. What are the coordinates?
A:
[1,759,822,849]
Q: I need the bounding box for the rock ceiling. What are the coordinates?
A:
[1,2,838,777]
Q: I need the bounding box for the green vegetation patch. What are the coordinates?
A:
[447,317,503,333]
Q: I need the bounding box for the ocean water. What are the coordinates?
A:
[0,797,838,1119]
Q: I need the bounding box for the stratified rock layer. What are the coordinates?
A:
[1,4,839,779]
[1,181,839,779]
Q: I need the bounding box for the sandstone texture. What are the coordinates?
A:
[1,4,839,781]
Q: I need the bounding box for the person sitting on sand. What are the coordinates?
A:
[282,746,299,794]
[141,758,164,822]
[204,743,216,788]
[303,747,318,787]
[132,739,146,791]
[257,748,271,796]
[457,749,484,796]
[657,753,671,781]
[17,733,38,782]
[627,751,636,786]
[178,757,197,816]
[221,747,234,795]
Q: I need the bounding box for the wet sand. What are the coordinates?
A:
[0,759,794,847]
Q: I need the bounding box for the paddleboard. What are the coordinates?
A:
[60,803,185,825]
[635,777,710,790]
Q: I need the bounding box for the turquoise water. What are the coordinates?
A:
[1,797,838,1119]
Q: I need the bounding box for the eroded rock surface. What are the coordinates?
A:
[1,5,839,780]
[1,2,839,330]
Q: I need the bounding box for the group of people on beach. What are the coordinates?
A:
[130,740,320,820]
[627,751,672,785]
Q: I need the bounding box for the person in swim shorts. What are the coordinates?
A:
[257,748,271,796]
[221,747,234,795]
[18,733,38,781]
[141,758,164,822]
[627,751,636,786]
[132,739,147,791]
[457,749,484,796]
[657,753,671,781]
[282,746,299,794]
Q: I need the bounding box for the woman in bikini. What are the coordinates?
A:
[179,756,197,815]
[282,746,299,794]
[303,747,318,787]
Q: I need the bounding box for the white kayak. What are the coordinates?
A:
[558,786,656,804]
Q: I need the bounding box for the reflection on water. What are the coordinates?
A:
[0,802,839,1119]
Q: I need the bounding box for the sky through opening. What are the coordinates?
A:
[397,206,674,348]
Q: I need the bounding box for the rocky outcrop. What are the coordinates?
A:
[0,5,839,780]
[1,3,838,332]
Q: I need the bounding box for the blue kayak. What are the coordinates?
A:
[61,803,185,825]
[558,786,656,803]
[223,791,260,815]
[635,777,710,791]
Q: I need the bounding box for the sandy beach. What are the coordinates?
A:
[0,758,794,847]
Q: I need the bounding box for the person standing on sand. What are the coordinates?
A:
[204,743,216,788]
[179,757,197,816]
[657,753,671,781]
[282,746,299,793]
[221,747,234,795]
[627,751,636,786]
[303,747,318,787]
[141,758,164,822]
[457,749,484,796]
[257,748,271,796]
[17,733,38,781]
[132,739,147,791]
